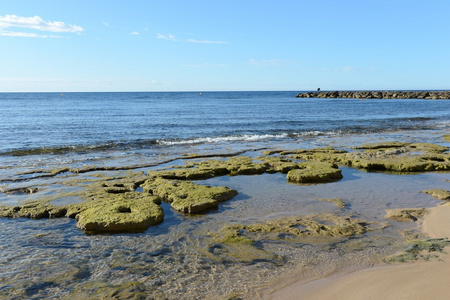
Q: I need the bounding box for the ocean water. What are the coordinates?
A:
[1,91,449,155]
[0,91,449,299]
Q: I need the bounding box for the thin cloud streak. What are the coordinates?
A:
[156,33,176,41]
[0,31,62,38]
[156,33,227,44]
[0,14,83,33]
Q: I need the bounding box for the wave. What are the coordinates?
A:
[1,119,444,157]
[157,133,290,145]
[1,140,159,156]
[1,133,314,156]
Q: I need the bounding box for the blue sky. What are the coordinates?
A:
[1,0,449,92]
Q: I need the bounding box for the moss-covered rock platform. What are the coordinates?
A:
[0,140,448,234]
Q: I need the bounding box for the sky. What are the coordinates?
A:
[1,0,449,92]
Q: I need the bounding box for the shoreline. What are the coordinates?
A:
[295,90,450,99]
[269,203,450,300]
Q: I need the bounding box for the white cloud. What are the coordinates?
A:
[0,15,83,33]
[0,31,62,38]
[130,31,140,35]
[156,33,176,41]
[341,66,358,72]
[187,38,227,44]
[156,34,227,44]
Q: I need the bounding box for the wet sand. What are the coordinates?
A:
[270,203,450,300]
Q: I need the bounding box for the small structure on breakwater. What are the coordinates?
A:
[295,90,450,99]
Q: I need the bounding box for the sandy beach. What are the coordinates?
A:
[271,203,450,300]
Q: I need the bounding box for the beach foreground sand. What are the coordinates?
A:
[271,204,450,300]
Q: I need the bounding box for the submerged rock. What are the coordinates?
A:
[385,208,427,222]
[215,213,370,242]
[0,202,67,219]
[385,238,450,263]
[316,198,347,209]
[208,212,373,263]
[421,189,450,201]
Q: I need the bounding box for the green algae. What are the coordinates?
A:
[385,208,427,222]
[187,156,268,176]
[0,201,68,219]
[68,281,147,300]
[289,142,450,173]
[206,212,377,263]
[316,198,347,209]
[286,162,343,184]
[385,238,450,263]
[142,177,238,214]
[149,167,217,180]
[2,140,449,235]
[216,213,370,242]
[74,192,164,233]
[0,167,239,232]
[208,225,278,263]
[256,156,301,173]
[421,189,450,201]
[444,135,450,142]
[354,141,409,149]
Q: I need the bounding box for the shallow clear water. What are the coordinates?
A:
[0,91,449,299]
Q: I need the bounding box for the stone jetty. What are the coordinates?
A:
[295,90,450,99]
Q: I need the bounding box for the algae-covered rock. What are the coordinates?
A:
[142,177,238,214]
[151,168,217,180]
[291,143,450,173]
[316,198,347,209]
[209,225,278,263]
[354,141,408,150]
[385,238,450,263]
[420,189,450,201]
[68,281,147,300]
[286,162,343,184]
[385,208,426,222]
[0,202,68,219]
[74,192,163,233]
[257,156,300,173]
[444,135,450,142]
[226,156,268,175]
[217,213,369,242]
[183,156,268,176]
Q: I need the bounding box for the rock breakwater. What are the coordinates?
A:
[295,90,450,99]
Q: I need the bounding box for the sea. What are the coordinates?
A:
[0,91,449,299]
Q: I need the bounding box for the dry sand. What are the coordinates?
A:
[270,204,450,300]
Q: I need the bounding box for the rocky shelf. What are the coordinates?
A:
[295,90,450,99]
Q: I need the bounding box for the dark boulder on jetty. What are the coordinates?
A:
[295,90,450,99]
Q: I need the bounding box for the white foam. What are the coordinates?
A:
[158,133,290,146]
